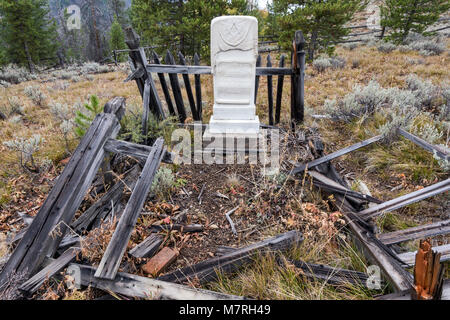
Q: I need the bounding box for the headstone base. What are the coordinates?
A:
[208,115,260,135]
[202,126,267,155]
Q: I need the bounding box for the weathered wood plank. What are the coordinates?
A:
[152,51,176,117]
[150,224,204,233]
[291,135,383,174]
[71,165,141,233]
[95,138,165,280]
[129,234,163,259]
[359,178,450,220]
[267,55,274,125]
[18,247,80,294]
[193,53,202,121]
[317,162,414,292]
[0,108,122,287]
[309,170,382,204]
[104,138,173,163]
[178,52,198,121]
[125,28,144,98]
[145,64,293,76]
[399,128,449,161]
[291,31,306,125]
[275,55,286,124]
[141,80,151,143]
[282,258,372,287]
[157,230,303,284]
[379,220,450,245]
[138,47,165,120]
[254,55,262,104]
[376,279,450,300]
[165,51,187,123]
[335,195,414,291]
[398,244,450,266]
[67,263,245,300]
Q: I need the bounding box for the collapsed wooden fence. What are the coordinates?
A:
[290,126,449,298]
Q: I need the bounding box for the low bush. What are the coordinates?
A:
[24,86,46,106]
[377,42,396,53]
[312,56,346,72]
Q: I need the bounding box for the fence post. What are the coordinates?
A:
[290,30,305,128]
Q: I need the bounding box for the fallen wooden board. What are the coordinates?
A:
[129,234,163,258]
[291,135,382,174]
[158,230,303,284]
[397,244,450,267]
[359,179,450,220]
[283,258,373,287]
[399,128,449,161]
[314,163,414,292]
[104,138,173,164]
[95,138,165,280]
[0,102,123,287]
[67,263,245,300]
[150,224,204,233]
[19,247,80,294]
[309,170,382,204]
[376,280,450,300]
[71,165,141,233]
[378,220,450,245]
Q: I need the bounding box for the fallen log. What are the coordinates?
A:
[157,230,303,284]
[378,220,450,245]
[66,263,245,300]
[129,234,164,258]
[95,138,165,280]
[0,98,125,288]
[19,247,80,294]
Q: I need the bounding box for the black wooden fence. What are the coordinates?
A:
[124,27,305,139]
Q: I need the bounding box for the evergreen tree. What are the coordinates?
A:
[109,16,127,62]
[272,0,366,60]
[109,0,129,27]
[380,0,450,43]
[0,0,58,71]
[131,0,253,60]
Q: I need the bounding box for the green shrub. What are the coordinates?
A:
[74,95,102,137]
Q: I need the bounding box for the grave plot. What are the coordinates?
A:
[0,16,448,301]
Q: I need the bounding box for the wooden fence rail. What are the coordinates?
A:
[124,27,305,137]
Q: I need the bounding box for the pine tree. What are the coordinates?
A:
[272,0,366,61]
[131,0,253,60]
[0,0,58,71]
[380,0,450,43]
[109,16,127,62]
[109,0,128,27]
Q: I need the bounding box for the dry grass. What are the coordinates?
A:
[0,38,448,299]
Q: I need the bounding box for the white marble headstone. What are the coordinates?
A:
[207,16,260,135]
